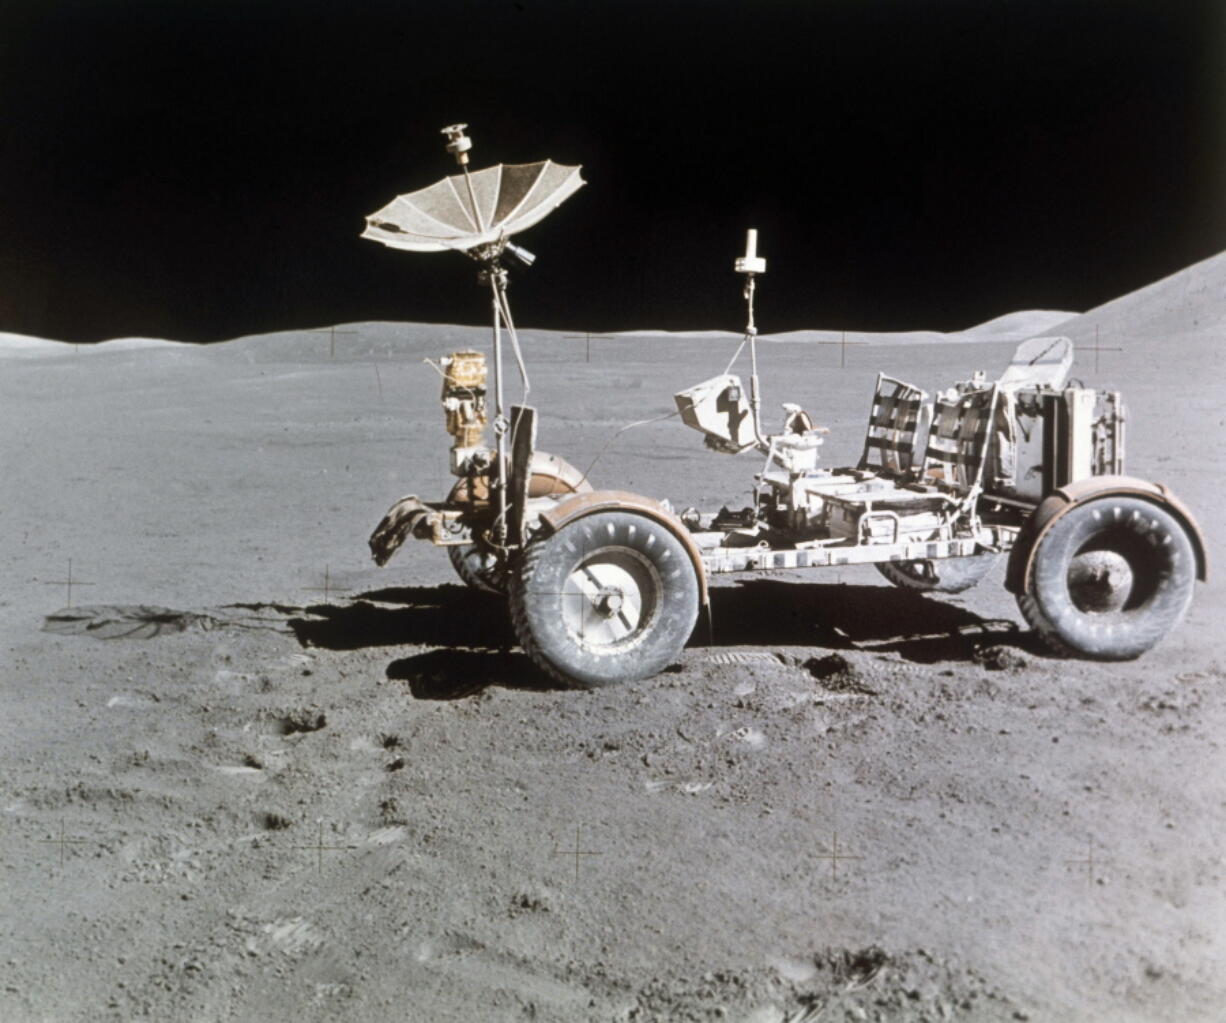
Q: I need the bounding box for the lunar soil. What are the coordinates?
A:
[2,251,1224,1021]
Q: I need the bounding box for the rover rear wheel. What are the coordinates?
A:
[876,553,998,594]
[1018,497,1196,660]
[447,544,505,594]
[509,511,700,688]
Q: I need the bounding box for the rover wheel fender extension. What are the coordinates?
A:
[1005,474,1208,595]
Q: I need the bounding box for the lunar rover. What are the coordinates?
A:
[365,127,1205,688]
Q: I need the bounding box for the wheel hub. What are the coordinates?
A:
[595,588,625,618]
[1068,550,1134,613]
[560,548,660,650]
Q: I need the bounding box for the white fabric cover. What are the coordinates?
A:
[362,161,585,254]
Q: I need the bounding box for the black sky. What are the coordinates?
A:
[0,0,1222,343]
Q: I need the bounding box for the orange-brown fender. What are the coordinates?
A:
[447,450,593,505]
[1005,474,1208,594]
[536,489,710,609]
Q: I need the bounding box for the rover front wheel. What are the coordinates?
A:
[509,511,700,688]
[1017,497,1196,659]
[876,553,998,594]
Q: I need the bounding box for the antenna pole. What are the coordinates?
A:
[442,124,507,538]
[488,271,509,543]
[735,229,769,451]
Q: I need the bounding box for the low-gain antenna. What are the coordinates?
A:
[735,228,768,448]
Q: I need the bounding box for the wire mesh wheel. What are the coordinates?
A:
[875,552,999,594]
[510,511,700,687]
[1018,496,1196,659]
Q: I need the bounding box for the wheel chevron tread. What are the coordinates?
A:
[508,540,577,689]
[1017,591,1075,657]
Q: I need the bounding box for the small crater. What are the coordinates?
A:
[802,653,877,695]
[816,945,890,985]
[278,710,327,735]
[263,812,293,831]
[386,757,405,772]
[379,733,401,749]
[378,798,406,825]
[509,891,550,916]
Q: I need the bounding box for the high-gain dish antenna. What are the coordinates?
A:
[362,125,585,540]
[363,125,584,259]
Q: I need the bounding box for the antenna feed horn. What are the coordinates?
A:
[441,124,473,165]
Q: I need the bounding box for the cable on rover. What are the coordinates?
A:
[573,406,685,493]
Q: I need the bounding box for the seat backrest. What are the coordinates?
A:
[920,384,999,492]
[857,373,932,478]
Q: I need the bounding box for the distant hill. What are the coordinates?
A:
[957,309,1076,341]
[615,308,1076,347]
[0,332,190,358]
[4,248,1221,359]
[1052,248,1226,345]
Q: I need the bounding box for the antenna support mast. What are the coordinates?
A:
[735,228,768,449]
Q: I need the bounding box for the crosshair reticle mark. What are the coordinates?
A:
[1065,835,1109,891]
[551,824,602,882]
[304,565,337,604]
[1077,326,1124,374]
[290,821,356,873]
[811,330,868,369]
[45,558,95,608]
[563,332,615,364]
[38,820,93,869]
[310,325,359,359]
[815,829,863,880]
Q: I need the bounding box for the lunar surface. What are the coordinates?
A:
[2,250,1224,1022]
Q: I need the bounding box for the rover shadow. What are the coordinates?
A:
[288,584,513,651]
[705,579,1040,664]
[288,580,1042,696]
[290,584,569,698]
